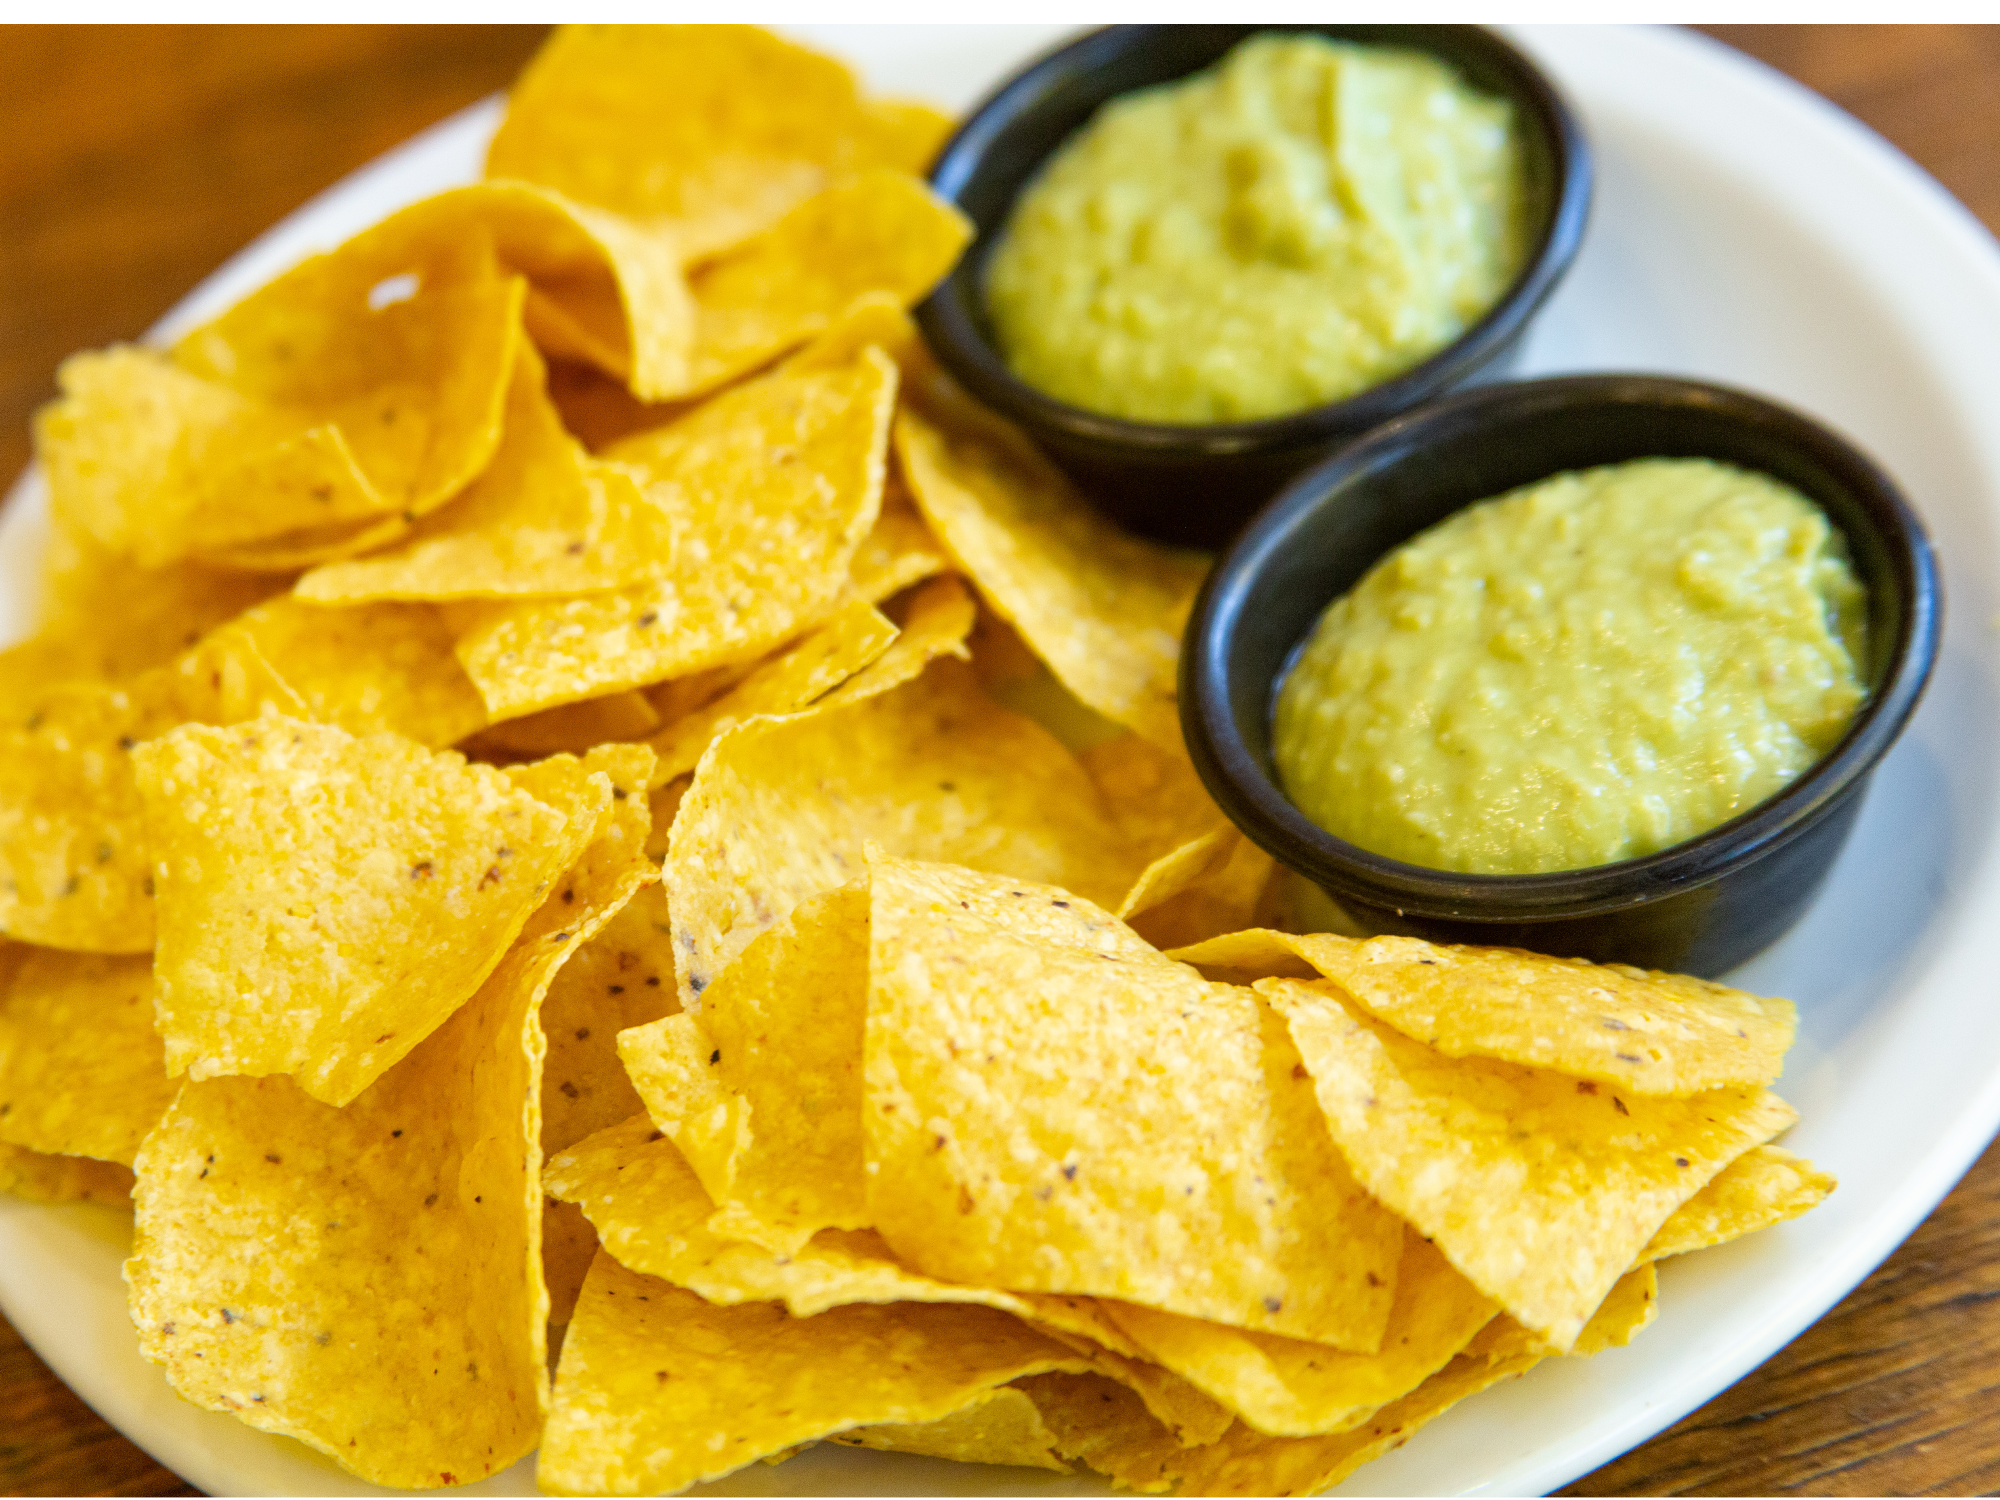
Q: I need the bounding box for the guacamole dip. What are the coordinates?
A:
[984,34,1529,424]
[1273,459,1869,874]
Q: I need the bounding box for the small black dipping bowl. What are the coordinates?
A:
[917,24,1593,550]
[1180,375,1941,977]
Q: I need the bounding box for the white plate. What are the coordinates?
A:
[5,23,2000,1498]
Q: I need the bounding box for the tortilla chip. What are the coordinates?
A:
[816,575,976,710]
[1571,1263,1658,1355]
[1012,1373,1182,1495]
[1100,1230,1497,1438]
[0,1142,134,1206]
[621,884,869,1249]
[467,690,661,761]
[204,597,489,748]
[538,1250,1084,1496]
[449,348,895,717]
[486,25,872,262]
[43,231,526,568]
[895,397,1209,751]
[676,170,971,399]
[665,656,1138,1003]
[1176,929,1797,1097]
[847,491,953,605]
[0,683,161,953]
[780,289,926,375]
[134,718,598,1104]
[549,1113,1234,1446]
[1126,837,1277,952]
[859,97,958,177]
[865,857,1403,1346]
[833,1386,1068,1472]
[19,523,289,684]
[295,341,675,603]
[1262,975,1799,1350]
[0,949,172,1165]
[1083,731,1231,856]
[127,744,649,1486]
[644,599,897,786]
[541,881,680,1159]
[1642,1144,1836,1261]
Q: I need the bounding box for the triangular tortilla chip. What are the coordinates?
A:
[0,949,172,1165]
[665,657,1139,1004]
[644,599,897,786]
[1174,928,1797,1096]
[295,340,675,603]
[865,857,1403,1347]
[1100,1230,1497,1437]
[202,597,488,748]
[538,1251,1085,1496]
[134,718,599,1104]
[1262,975,1798,1349]
[449,348,895,718]
[127,744,652,1488]
[1641,1144,1835,1261]
[895,393,1209,751]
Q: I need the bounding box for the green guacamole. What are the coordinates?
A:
[1272,459,1869,875]
[984,34,1529,425]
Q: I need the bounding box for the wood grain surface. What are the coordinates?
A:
[3,23,1998,1499]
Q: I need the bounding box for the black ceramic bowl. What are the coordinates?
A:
[918,24,1593,550]
[1180,375,1941,977]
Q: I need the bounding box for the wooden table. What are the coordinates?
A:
[3,23,1998,1498]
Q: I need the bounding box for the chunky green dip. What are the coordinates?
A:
[1273,459,1870,875]
[984,34,1529,425]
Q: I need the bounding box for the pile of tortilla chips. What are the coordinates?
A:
[0,24,1832,1498]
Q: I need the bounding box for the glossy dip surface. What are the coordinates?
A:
[1273,458,1868,874]
[983,33,1528,424]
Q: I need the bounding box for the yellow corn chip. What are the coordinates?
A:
[338,181,694,401]
[665,657,1138,1003]
[295,341,675,603]
[1083,731,1231,857]
[1176,929,1797,1097]
[449,349,895,718]
[550,1114,1233,1444]
[644,599,897,786]
[847,491,954,605]
[1262,975,1799,1350]
[1642,1144,1836,1261]
[1572,1263,1658,1355]
[42,229,526,567]
[622,884,870,1250]
[487,25,869,262]
[203,597,489,748]
[541,881,680,1160]
[0,1142,134,1206]
[859,96,958,177]
[1100,1230,1497,1438]
[1127,837,1278,952]
[815,575,976,710]
[676,170,971,399]
[832,1386,1068,1472]
[468,691,660,761]
[895,397,1210,751]
[128,746,650,1488]
[780,289,926,375]
[0,684,161,953]
[865,857,1403,1346]
[18,522,288,685]
[0,949,171,1165]
[538,1251,1086,1496]
[134,718,596,1104]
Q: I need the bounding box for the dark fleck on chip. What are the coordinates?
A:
[637,611,659,627]
[410,861,434,880]
[709,1049,721,1065]
[1263,1296,1283,1313]
[219,1308,235,1324]
[1612,1097,1629,1116]
[1061,1162,1078,1181]
[1675,1156,1690,1168]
